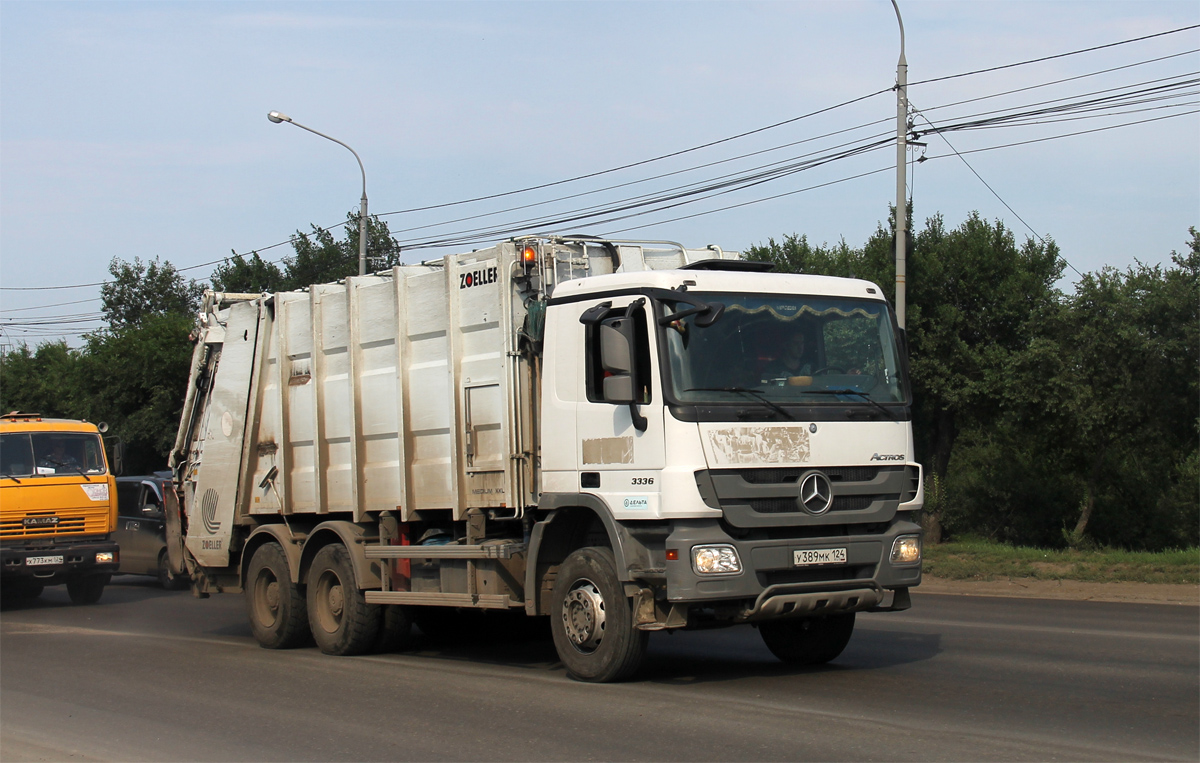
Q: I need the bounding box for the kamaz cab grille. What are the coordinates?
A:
[1,507,110,539]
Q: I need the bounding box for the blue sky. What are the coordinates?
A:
[1,1,1197,344]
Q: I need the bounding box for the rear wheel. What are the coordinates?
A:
[245,542,308,649]
[66,573,109,605]
[550,547,648,683]
[307,543,380,656]
[373,604,415,653]
[157,550,189,590]
[758,613,856,665]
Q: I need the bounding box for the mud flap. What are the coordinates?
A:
[163,484,188,576]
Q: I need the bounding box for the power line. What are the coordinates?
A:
[0,296,101,313]
[918,48,1200,116]
[384,76,1199,250]
[5,25,1198,296]
[11,102,1196,329]
[911,104,1200,277]
[909,24,1200,87]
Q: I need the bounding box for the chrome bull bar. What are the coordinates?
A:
[739,582,886,622]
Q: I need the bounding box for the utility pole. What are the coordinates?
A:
[268,111,370,277]
[891,0,908,330]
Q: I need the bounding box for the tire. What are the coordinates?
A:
[66,573,109,605]
[245,542,309,649]
[550,547,648,683]
[307,543,380,656]
[158,550,189,591]
[758,613,856,666]
[373,604,415,653]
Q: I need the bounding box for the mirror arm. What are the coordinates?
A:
[625,298,648,431]
[628,403,648,432]
[579,301,613,325]
[658,295,724,327]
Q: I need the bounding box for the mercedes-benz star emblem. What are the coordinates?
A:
[798,471,833,515]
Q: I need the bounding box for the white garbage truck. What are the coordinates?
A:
[166,235,923,682]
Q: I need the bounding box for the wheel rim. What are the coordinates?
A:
[561,578,606,653]
[252,569,280,628]
[314,569,344,635]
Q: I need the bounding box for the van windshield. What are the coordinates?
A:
[659,292,908,406]
[0,432,107,478]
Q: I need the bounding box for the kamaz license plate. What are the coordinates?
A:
[26,555,63,566]
[794,548,847,566]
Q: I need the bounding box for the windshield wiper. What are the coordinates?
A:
[804,388,896,420]
[42,459,92,481]
[685,387,795,421]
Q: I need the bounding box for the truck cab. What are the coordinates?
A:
[539,262,922,636]
[0,412,120,604]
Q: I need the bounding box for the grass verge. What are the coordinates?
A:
[923,539,1200,585]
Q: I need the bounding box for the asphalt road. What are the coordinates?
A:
[2,577,1196,762]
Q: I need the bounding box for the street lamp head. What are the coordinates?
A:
[267,111,292,124]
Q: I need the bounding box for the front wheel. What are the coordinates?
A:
[66,573,109,605]
[307,543,380,656]
[758,613,856,665]
[550,547,648,683]
[245,542,308,649]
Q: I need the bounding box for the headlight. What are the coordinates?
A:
[890,535,921,565]
[692,544,742,575]
[95,551,115,564]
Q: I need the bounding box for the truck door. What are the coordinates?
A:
[573,297,666,519]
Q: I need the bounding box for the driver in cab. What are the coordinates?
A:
[38,441,81,474]
[761,329,813,384]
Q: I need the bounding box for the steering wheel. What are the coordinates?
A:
[812,366,845,376]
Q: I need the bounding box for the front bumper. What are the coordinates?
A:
[663,517,921,621]
[1,540,120,582]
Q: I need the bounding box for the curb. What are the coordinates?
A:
[914,575,1199,606]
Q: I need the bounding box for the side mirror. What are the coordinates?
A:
[111,441,125,476]
[599,319,638,404]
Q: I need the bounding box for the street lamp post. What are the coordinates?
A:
[890,0,908,330]
[267,111,369,277]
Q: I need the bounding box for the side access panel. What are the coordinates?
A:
[187,301,261,567]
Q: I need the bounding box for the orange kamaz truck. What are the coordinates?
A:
[0,412,120,604]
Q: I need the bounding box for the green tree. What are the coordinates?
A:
[78,312,195,474]
[0,341,86,419]
[212,211,405,293]
[100,256,204,329]
[83,257,202,473]
[210,250,286,294]
[1022,230,1199,549]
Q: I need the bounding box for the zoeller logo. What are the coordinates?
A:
[870,453,905,461]
[200,488,221,534]
[459,266,498,289]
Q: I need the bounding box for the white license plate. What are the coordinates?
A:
[793,548,847,566]
[26,555,63,566]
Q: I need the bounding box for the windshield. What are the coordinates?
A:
[0,432,107,478]
[660,292,907,406]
